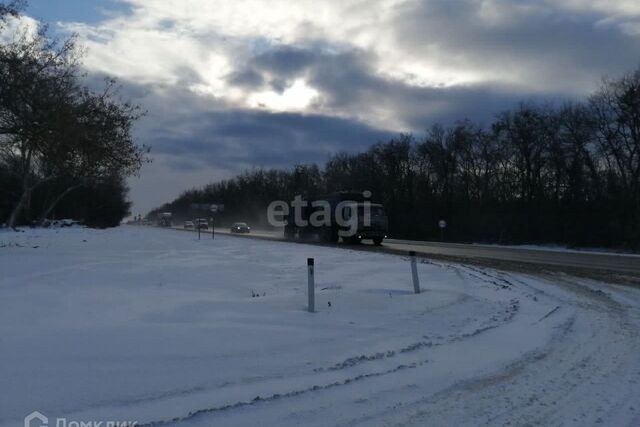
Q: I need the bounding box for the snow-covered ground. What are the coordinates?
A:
[1,226,639,426]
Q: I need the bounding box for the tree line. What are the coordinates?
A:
[153,68,640,249]
[0,1,146,228]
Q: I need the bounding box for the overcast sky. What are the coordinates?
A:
[23,0,640,214]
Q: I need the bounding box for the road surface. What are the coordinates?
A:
[171,226,640,277]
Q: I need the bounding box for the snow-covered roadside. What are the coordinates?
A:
[1,226,639,426]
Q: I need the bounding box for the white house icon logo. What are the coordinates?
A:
[24,411,48,427]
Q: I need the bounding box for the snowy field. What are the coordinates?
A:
[1,226,640,426]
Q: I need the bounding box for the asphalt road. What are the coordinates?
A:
[382,239,640,275]
[171,226,640,276]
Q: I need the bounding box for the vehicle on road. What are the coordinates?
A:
[284,191,388,245]
[42,219,81,228]
[195,218,209,230]
[158,212,172,227]
[230,222,251,233]
[184,220,194,229]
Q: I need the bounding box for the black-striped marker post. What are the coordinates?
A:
[307,258,315,313]
[409,251,421,294]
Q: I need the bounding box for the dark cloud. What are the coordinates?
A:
[124,82,394,172]
[389,0,640,92]
[150,108,395,169]
[252,46,318,77]
[226,68,265,89]
[126,42,568,177]
[232,46,547,130]
[228,46,321,92]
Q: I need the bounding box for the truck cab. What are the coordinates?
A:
[339,202,388,245]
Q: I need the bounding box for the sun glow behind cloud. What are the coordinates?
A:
[248,79,319,111]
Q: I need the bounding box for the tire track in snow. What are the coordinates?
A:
[372,275,640,427]
[314,297,519,373]
[118,292,519,425]
[339,314,578,427]
[141,359,431,426]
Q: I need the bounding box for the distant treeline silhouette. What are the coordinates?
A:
[153,68,640,249]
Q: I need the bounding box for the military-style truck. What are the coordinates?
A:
[283,191,388,245]
[158,212,172,227]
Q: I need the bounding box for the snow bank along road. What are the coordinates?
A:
[176,226,640,277]
[1,226,640,426]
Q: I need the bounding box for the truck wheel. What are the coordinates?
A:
[299,229,311,241]
[284,227,295,240]
[349,235,362,245]
[373,237,383,246]
[323,227,339,243]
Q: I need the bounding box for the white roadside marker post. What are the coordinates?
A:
[410,251,421,294]
[308,258,315,313]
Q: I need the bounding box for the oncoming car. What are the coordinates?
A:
[195,218,209,230]
[230,222,250,233]
[184,220,194,229]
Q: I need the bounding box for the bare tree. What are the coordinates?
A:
[36,79,146,223]
[591,73,640,199]
[0,28,80,227]
[0,22,147,227]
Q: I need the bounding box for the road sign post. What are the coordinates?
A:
[438,219,447,242]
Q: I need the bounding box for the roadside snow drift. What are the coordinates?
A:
[1,226,639,426]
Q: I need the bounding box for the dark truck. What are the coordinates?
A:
[158,212,172,227]
[283,191,388,245]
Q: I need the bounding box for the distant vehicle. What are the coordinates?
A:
[42,219,81,228]
[230,222,251,233]
[184,220,194,229]
[195,218,209,230]
[158,212,172,227]
[284,191,388,245]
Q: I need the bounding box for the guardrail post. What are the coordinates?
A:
[410,251,421,294]
[308,258,315,313]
